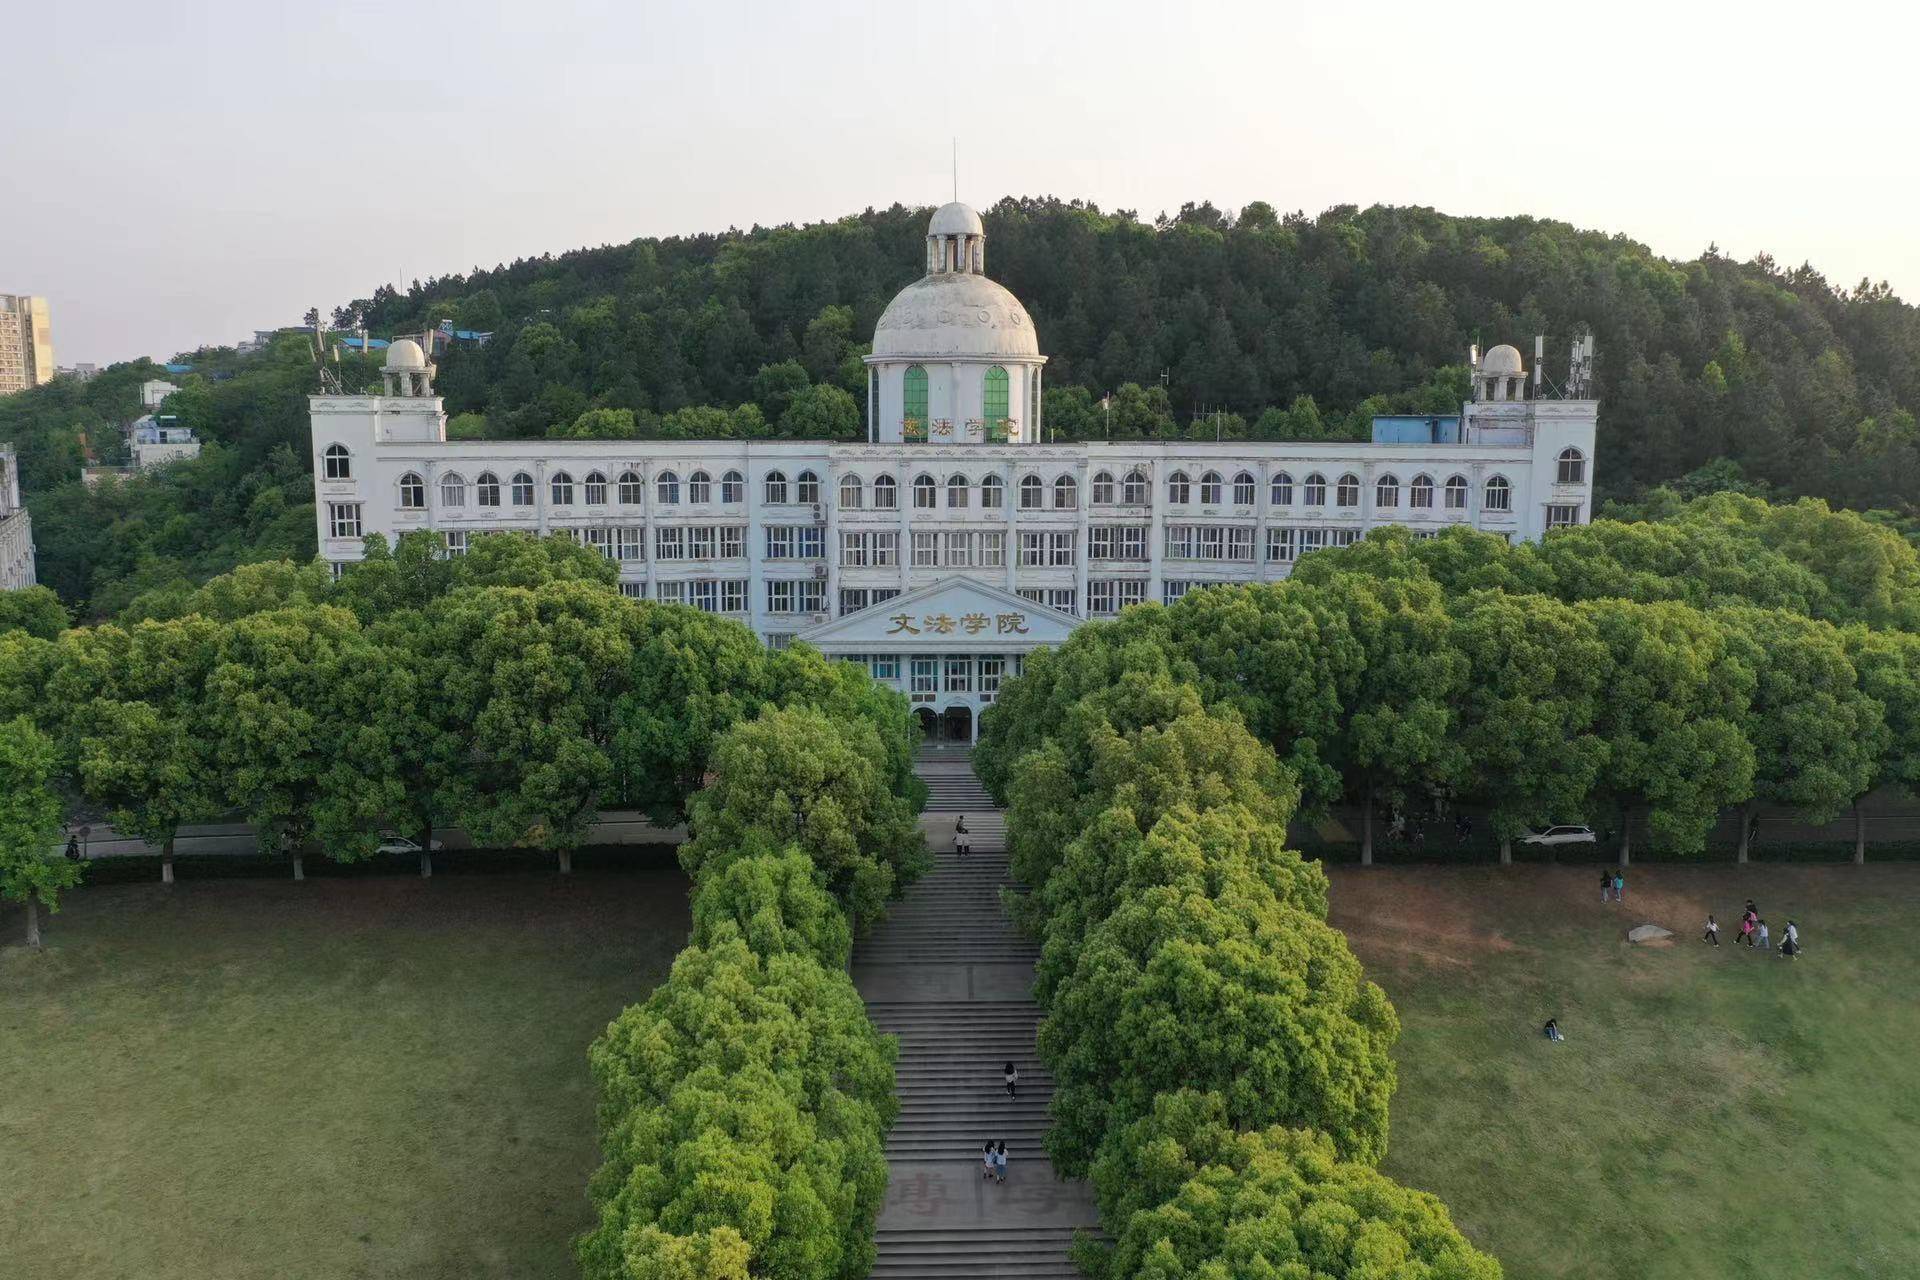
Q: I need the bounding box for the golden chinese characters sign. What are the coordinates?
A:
[888,611,1029,636]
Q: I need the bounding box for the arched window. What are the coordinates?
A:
[1199,471,1223,504]
[839,474,864,509]
[1303,473,1327,506]
[721,470,744,503]
[688,470,711,504]
[1409,474,1434,509]
[1336,473,1360,507]
[1484,475,1512,512]
[796,470,820,504]
[913,473,937,509]
[476,472,501,508]
[980,475,1004,508]
[1233,471,1256,506]
[1019,475,1044,510]
[902,365,928,432]
[398,472,425,509]
[1375,474,1400,509]
[511,472,535,506]
[1168,470,1191,504]
[763,470,788,505]
[983,365,1010,433]
[582,471,607,505]
[1271,471,1294,505]
[618,470,644,505]
[1557,447,1586,484]
[656,470,680,505]
[871,473,896,509]
[1444,475,1469,509]
[440,471,466,508]
[1091,470,1115,505]
[1054,475,1078,510]
[322,443,351,480]
[550,471,575,506]
[947,474,970,508]
[1122,469,1148,504]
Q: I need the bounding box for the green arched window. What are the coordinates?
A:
[983,366,1009,440]
[902,365,928,440]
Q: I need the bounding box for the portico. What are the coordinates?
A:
[796,576,1080,742]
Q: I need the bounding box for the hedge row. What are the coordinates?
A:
[577,704,926,1279]
[981,673,1501,1278]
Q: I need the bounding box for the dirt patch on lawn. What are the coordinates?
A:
[1325,867,1528,971]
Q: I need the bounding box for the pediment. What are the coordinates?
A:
[797,575,1079,651]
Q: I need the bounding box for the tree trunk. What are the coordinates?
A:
[1854,804,1866,865]
[24,893,42,949]
[1499,836,1512,866]
[420,850,433,879]
[292,854,305,882]
[1737,799,1755,864]
[1618,811,1632,868]
[161,835,175,886]
[1361,781,1374,868]
[558,849,573,875]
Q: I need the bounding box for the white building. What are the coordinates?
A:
[140,379,181,411]
[0,444,37,590]
[130,415,202,469]
[310,203,1597,741]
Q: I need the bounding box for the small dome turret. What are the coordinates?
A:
[384,338,427,371]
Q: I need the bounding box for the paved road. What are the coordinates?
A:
[62,812,686,860]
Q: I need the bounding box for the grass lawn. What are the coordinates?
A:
[0,866,690,1280]
[1329,863,1920,1280]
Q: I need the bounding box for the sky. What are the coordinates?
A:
[9,0,1916,366]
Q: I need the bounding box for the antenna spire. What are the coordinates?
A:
[952,138,957,201]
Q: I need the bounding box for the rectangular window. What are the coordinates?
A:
[840,531,868,567]
[872,587,900,606]
[1089,579,1116,616]
[327,503,362,539]
[797,527,823,559]
[912,531,940,567]
[840,587,869,615]
[1163,580,1190,604]
[1048,532,1076,567]
[688,526,717,559]
[944,531,972,567]
[582,527,611,559]
[445,529,468,556]
[657,580,685,605]
[766,526,794,559]
[798,580,824,613]
[872,654,900,681]
[1266,526,1297,563]
[874,532,899,567]
[617,527,645,561]
[1019,531,1045,567]
[978,656,1004,701]
[1019,587,1077,615]
[765,633,793,651]
[945,656,972,693]
[979,531,1005,567]
[1117,579,1146,609]
[656,527,685,560]
[722,580,747,613]
[1301,528,1327,554]
[910,657,938,703]
[1197,526,1225,560]
[690,580,718,613]
[1166,525,1193,559]
[618,581,645,599]
[1546,504,1582,530]
[1329,528,1361,548]
[1228,527,1255,562]
[721,526,744,558]
[768,580,796,613]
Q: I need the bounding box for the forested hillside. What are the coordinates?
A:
[7,197,1919,617]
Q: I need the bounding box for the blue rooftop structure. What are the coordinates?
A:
[163,362,193,374]
[1371,414,1462,445]
[337,336,391,353]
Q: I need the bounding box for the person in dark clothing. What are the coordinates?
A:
[1704,915,1720,946]
[953,815,970,858]
[64,834,81,862]
[1543,1018,1565,1042]
[1003,1062,1018,1097]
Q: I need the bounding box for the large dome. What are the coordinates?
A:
[872,273,1039,359]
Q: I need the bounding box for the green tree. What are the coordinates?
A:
[552,406,639,440]
[0,586,70,640]
[0,716,80,948]
[750,359,811,423]
[779,383,860,440]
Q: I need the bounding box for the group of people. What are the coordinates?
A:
[1599,869,1627,902]
[1704,900,1800,958]
[980,1063,1019,1184]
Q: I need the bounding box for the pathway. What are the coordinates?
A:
[855,752,1097,1278]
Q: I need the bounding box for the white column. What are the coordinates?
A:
[1146,458,1163,604]
[1073,456,1091,619]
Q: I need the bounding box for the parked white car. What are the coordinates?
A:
[374,835,444,855]
[1521,825,1597,847]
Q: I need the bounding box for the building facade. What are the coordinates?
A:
[311,203,1597,740]
[0,295,54,396]
[0,445,37,590]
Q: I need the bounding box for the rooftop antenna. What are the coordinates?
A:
[951,137,957,201]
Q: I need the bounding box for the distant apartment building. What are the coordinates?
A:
[131,415,201,468]
[0,445,37,589]
[58,362,101,382]
[0,295,54,396]
[141,378,181,410]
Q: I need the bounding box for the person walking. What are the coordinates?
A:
[981,1141,995,1180]
[1613,871,1625,903]
[1757,919,1770,950]
[1704,915,1720,946]
[993,1141,1008,1183]
[1739,914,1755,948]
[1782,920,1799,958]
[1601,869,1612,903]
[953,815,970,858]
[1003,1062,1018,1098]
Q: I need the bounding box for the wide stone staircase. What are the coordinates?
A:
[854,752,1096,1278]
